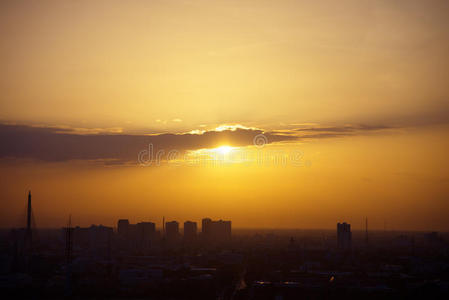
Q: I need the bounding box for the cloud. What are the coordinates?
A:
[271,124,393,139]
[0,120,409,165]
[0,123,294,164]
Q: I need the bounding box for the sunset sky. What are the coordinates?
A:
[1,0,449,230]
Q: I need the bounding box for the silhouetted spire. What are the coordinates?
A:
[25,190,33,261]
[26,191,32,235]
[365,217,369,247]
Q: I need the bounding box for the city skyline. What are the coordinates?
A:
[1,0,449,231]
[2,1,448,298]
[6,191,430,233]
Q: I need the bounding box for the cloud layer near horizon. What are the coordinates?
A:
[0,123,398,164]
[0,124,289,163]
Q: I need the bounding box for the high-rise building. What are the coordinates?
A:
[70,225,113,257]
[117,219,129,237]
[136,222,156,235]
[337,222,352,250]
[117,219,156,252]
[222,220,232,241]
[202,218,212,236]
[165,221,179,242]
[184,221,197,243]
[136,222,156,249]
[201,218,232,244]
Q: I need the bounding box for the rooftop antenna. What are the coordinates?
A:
[65,215,73,297]
[66,215,72,263]
[365,217,368,247]
[26,191,32,250]
[27,191,32,232]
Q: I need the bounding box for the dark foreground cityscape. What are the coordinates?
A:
[1,192,448,300]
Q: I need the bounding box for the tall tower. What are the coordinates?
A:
[27,191,32,233]
[65,215,73,265]
[65,215,73,297]
[365,217,369,247]
[25,191,32,249]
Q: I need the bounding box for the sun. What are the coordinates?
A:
[214,145,233,155]
[185,145,243,165]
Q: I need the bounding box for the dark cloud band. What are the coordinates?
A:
[0,124,294,163]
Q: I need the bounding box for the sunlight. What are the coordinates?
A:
[214,124,258,132]
[214,145,234,155]
[192,145,237,157]
[185,145,250,166]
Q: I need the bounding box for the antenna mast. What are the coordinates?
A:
[365,217,368,247]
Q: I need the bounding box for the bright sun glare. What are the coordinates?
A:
[214,145,234,155]
[186,145,241,164]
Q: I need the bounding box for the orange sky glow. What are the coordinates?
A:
[1,0,449,231]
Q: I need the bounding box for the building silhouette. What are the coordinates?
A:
[202,218,212,237]
[117,219,130,237]
[201,218,231,244]
[136,222,156,250]
[117,219,156,252]
[165,221,179,242]
[183,221,197,243]
[71,225,113,257]
[337,222,352,250]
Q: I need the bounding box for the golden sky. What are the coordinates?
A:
[1,0,449,230]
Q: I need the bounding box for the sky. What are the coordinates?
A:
[1,0,449,230]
